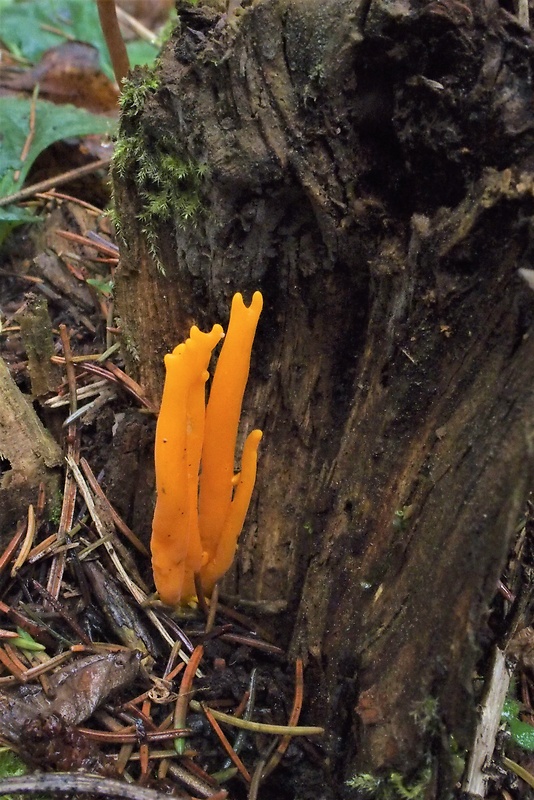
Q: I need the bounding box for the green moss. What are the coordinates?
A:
[119,70,160,119]
[47,491,62,526]
[115,317,140,364]
[392,504,414,532]
[0,749,53,799]
[410,696,440,733]
[346,766,432,800]
[113,69,209,273]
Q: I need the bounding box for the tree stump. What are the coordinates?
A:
[113,0,534,791]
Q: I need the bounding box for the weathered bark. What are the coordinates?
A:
[0,356,62,531]
[113,0,534,793]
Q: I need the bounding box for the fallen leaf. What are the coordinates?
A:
[0,650,141,744]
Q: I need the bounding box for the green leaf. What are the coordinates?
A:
[502,698,534,751]
[126,40,159,70]
[502,698,521,723]
[0,0,113,78]
[0,0,164,80]
[508,717,534,751]
[0,96,115,245]
[86,278,113,296]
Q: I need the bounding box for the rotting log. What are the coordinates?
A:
[113,0,534,792]
[0,356,62,531]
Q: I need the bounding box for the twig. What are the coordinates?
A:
[462,646,512,796]
[0,158,111,208]
[0,773,184,799]
[0,646,27,681]
[13,86,39,183]
[47,325,80,600]
[21,649,72,680]
[35,190,104,215]
[205,584,218,633]
[60,324,78,417]
[97,0,130,86]
[220,633,284,656]
[77,727,190,744]
[115,6,158,45]
[56,229,119,258]
[50,358,156,412]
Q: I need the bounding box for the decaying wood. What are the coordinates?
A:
[0,356,62,531]
[0,773,176,800]
[462,647,511,797]
[19,296,61,397]
[113,0,534,789]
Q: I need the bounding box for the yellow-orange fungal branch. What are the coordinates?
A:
[151,293,263,605]
[199,291,263,560]
[200,428,263,595]
[152,325,224,605]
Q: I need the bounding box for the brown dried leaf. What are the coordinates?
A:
[0,650,141,744]
[0,43,119,114]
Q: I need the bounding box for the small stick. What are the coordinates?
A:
[96,0,130,86]
[56,229,119,258]
[163,639,181,680]
[167,761,223,798]
[220,633,284,656]
[13,86,38,183]
[0,773,181,799]
[35,190,103,215]
[205,584,219,634]
[248,740,278,800]
[3,645,30,677]
[0,630,19,640]
[115,6,157,44]
[194,573,209,617]
[0,158,111,208]
[77,727,190,744]
[47,325,80,599]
